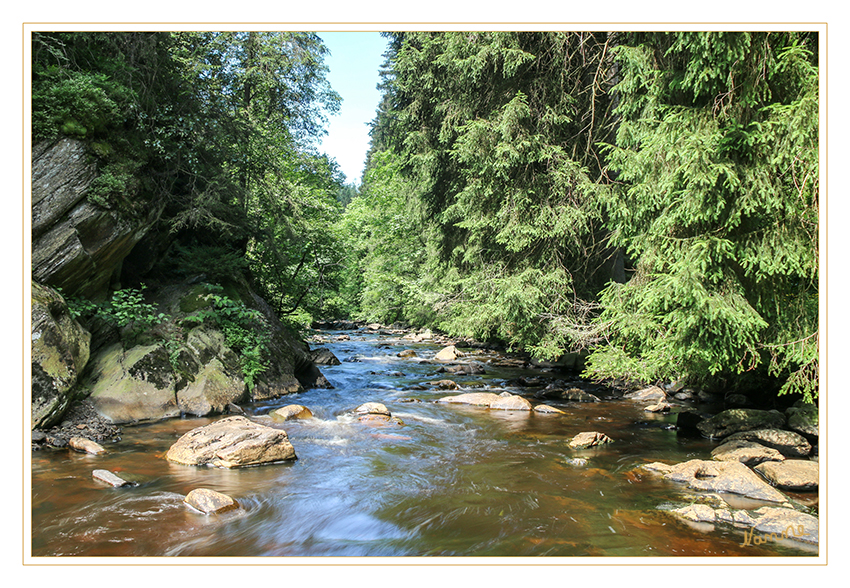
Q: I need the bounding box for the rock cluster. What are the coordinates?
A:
[669,503,818,546]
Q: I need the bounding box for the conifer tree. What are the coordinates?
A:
[586,32,819,399]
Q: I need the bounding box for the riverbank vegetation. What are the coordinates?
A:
[31,30,819,402]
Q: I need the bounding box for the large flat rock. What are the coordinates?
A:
[710,439,785,467]
[724,428,812,457]
[166,416,296,468]
[436,392,503,406]
[645,459,788,503]
[754,460,819,491]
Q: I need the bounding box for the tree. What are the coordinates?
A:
[362,32,619,353]
[586,32,819,400]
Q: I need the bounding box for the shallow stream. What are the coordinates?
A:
[31,329,817,557]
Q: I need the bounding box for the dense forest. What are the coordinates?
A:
[32,30,819,403]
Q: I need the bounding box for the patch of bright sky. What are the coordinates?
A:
[317,32,389,186]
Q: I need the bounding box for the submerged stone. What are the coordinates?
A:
[92,469,135,488]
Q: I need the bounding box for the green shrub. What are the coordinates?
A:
[32,69,125,141]
[195,285,270,392]
[86,165,137,209]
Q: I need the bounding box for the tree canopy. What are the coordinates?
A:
[32,30,820,401]
[338,30,819,401]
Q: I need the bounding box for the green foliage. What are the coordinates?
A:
[32,69,124,141]
[65,285,167,344]
[337,150,432,324]
[585,32,819,398]
[344,32,618,355]
[194,285,270,391]
[86,164,139,209]
[169,243,249,283]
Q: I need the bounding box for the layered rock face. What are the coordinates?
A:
[32,138,162,300]
[30,138,329,429]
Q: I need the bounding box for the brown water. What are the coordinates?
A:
[31,330,818,558]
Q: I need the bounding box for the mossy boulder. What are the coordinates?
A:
[85,328,249,424]
[31,281,91,429]
[696,408,786,440]
[85,343,182,423]
[786,401,818,438]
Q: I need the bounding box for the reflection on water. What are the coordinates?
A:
[31,331,817,557]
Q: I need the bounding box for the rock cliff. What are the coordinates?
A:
[31,137,329,430]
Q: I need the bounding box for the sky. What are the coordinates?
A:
[317,32,389,186]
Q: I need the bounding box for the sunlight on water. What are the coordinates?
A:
[31,330,817,558]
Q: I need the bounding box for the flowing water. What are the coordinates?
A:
[30,330,818,558]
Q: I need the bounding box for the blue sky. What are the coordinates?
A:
[317,32,389,186]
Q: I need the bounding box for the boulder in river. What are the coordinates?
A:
[785,401,818,438]
[166,416,296,468]
[69,436,105,455]
[430,379,460,390]
[533,404,565,415]
[184,488,240,515]
[568,431,613,449]
[754,460,819,492]
[489,394,532,411]
[751,506,818,545]
[710,439,785,467]
[92,469,135,488]
[696,409,786,439]
[623,386,666,402]
[310,347,341,366]
[644,401,672,413]
[434,346,460,361]
[724,428,812,457]
[672,503,718,523]
[436,392,503,406]
[354,402,391,416]
[644,459,788,503]
[270,405,314,421]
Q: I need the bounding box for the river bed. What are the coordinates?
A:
[30,329,818,558]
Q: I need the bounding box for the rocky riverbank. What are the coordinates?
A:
[31,322,821,556]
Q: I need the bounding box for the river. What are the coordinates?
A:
[30,328,817,558]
